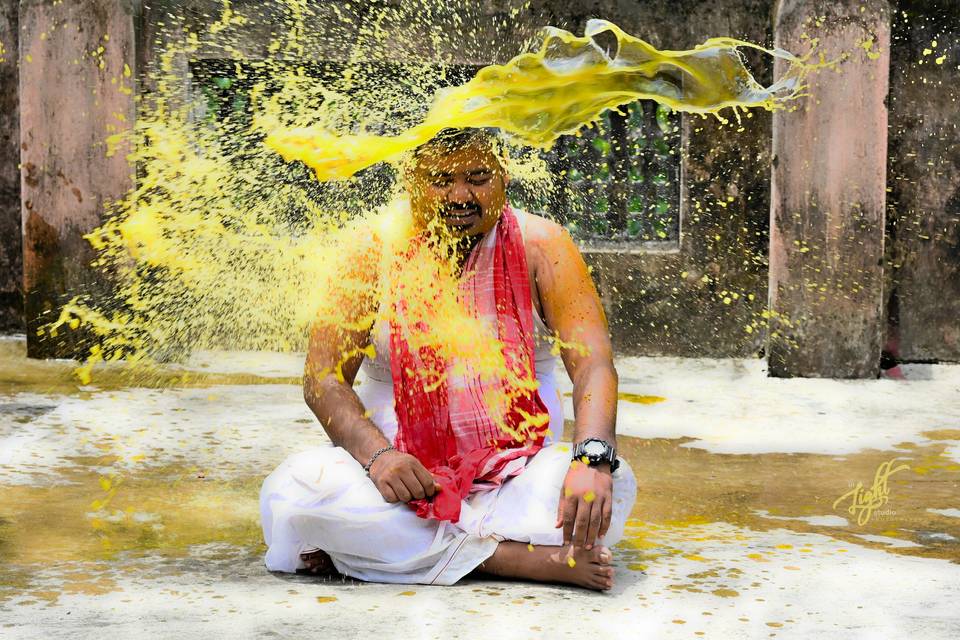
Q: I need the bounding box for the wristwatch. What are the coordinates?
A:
[572,437,619,472]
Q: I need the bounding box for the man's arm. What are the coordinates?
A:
[305,316,437,504]
[303,322,388,467]
[529,218,618,550]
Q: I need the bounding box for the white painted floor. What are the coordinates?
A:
[1,336,959,639]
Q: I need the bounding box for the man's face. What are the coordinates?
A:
[407,141,509,238]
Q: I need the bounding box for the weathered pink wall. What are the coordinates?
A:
[769,0,891,378]
[0,0,20,331]
[19,0,135,357]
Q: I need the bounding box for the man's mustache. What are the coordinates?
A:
[441,203,482,215]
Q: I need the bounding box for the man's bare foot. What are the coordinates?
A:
[476,542,615,591]
[298,548,338,576]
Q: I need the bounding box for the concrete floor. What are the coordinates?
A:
[1,334,959,638]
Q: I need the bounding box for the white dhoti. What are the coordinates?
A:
[259,363,638,586]
[262,217,639,586]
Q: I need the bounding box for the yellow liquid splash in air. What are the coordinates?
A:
[263,19,809,181]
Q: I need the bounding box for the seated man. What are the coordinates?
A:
[260,128,637,591]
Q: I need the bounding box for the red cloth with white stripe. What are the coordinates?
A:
[388,205,550,523]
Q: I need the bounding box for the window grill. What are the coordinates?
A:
[532,100,681,248]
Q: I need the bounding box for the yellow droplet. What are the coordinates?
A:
[584,491,596,503]
[567,556,576,568]
[316,596,337,603]
[76,364,92,385]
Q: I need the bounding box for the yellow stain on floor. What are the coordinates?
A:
[0,338,301,395]
[2,370,959,604]
[618,393,667,405]
[922,429,960,441]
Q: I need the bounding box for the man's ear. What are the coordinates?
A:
[400,166,418,196]
[399,154,419,190]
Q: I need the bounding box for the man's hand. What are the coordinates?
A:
[555,459,614,549]
[368,450,437,504]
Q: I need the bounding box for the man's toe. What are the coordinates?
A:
[595,545,612,564]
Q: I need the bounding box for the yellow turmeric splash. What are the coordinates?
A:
[45,1,810,440]
[264,19,808,181]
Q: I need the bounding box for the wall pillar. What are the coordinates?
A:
[19,0,135,357]
[768,0,891,378]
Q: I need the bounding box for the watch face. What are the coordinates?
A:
[583,440,606,456]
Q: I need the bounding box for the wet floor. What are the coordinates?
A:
[2,335,959,637]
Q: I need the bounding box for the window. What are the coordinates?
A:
[535,101,681,249]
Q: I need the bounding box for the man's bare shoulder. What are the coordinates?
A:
[519,212,588,289]
[521,211,576,250]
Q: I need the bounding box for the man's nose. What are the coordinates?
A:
[447,177,474,202]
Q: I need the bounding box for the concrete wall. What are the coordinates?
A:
[0,0,21,332]
[886,0,960,362]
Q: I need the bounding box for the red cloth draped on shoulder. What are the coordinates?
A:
[388,205,550,523]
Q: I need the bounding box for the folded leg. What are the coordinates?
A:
[260,444,636,585]
[259,446,498,585]
[477,443,637,546]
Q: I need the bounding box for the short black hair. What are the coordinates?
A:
[411,127,505,160]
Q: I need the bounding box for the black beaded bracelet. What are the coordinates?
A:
[363,445,395,474]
